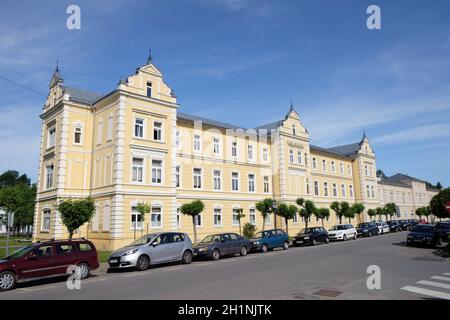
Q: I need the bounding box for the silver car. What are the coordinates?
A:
[108,232,193,271]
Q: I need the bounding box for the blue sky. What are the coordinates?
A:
[0,0,449,186]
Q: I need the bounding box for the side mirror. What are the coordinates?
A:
[151,242,159,247]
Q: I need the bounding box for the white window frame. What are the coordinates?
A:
[332,183,337,197]
[175,166,181,188]
[289,149,294,164]
[249,207,256,225]
[47,125,56,149]
[213,207,223,227]
[324,182,329,197]
[231,171,239,192]
[248,174,256,193]
[312,157,317,170]
[176,130,181,149]
[213,169,222,191]
[153,121,163,142]
[96,120,103,145]
[213,137,220,155]
[41,209,51,232]
[73,125,83,145]
[151,159,163,185]
[263,176,270,193]
[107,115,113,142]
[341,184,346,198]
[132,157,145,183]
[314,181,319,196]
[102,203,111,232]
[262,147,268,162]
[297,151,302,165]
[232,208,241,226]
[150,206,163,229]
[134,117,145,138]
[194,213,203,227]
[339,163,344,174]
[349,185,354,198]
[131,206,144,230]
[193,134,202,153]
[193,168,202,189]
[231,141,238,158]
[247,144,254,161]
[322,159,327,172]
[45,164,54,190]
[176,207,181,228]
[331,161,336,173]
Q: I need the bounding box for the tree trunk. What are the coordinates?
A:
[348,217,351,224]
[69,231,73,240]
[321,219,325,228]
[339,216,342,224]
[239,221,242,236]
[305,216,308,229]
[285,218,289,236]
[192,216,198,244]
[262,214,266,231]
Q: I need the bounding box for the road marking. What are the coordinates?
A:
[83,277,107,284]
[124,272,151,278]
[443,273,450,276]
[431,276,450,282]
[401,286,450,300]
[417,280,450,290]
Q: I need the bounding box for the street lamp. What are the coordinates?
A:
[272,200,278,229]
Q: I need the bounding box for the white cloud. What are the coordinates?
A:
[372,124,450,145]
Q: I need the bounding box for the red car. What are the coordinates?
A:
[0,238,99,291]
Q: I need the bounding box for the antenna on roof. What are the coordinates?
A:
[147,47,152,64]
[55,59,59,73]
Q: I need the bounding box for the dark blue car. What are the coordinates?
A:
[407,224,441,247]
[250,229,290,253]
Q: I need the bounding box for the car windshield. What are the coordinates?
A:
[3,245,34,261]
[331,225,347,230]
[412,226,434,233]
[358,223,370,228]
[299,228,313,234]
[200,235,221,243]
[128,234,156,246]
[253,231,266,239]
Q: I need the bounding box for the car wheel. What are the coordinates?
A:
[76,263,90,280]
[182,250,193,264]
[343,235,347,241]
[353,233,357,240]
[436,238,442,247]
[283,241,289,250]
[136,255,150,271]
[261,244,268,253]
[0,271,16,292]
[368,232,372,237]
[240,246,248,256]
[325,237,330,244]
[311,239,317,246]
[212,249,220,261]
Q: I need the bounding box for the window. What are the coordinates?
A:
[232,208,241,225]
[213,170,222,191]
[213,138,220,155]
[195,214,202,227]
[175,166,180,188]
[366,185,370,198]
[349,185,354,198]
[322,160,327,171]
[214,208,222,226]
[56,243,75,255]
[249,208,256,225]
[134,118,144,138]
[103,204,111,232]
[292,125,296,135]
[231,141,238,157]
[341,184,346,197]
[331,161,336,173]
[304,153,308,166]
[248,145,254,160]
[312,157,317,169]
[324,182,329,197]
[297,151,302,165]
[176,207,181,228]
[332,183,337,197]
[365,165,368,176]
[306,178,310,194]
[264,213,272,225]
[132,158,144,182]
[193,134,201,152]
[339,163,344,174]
[107,116,113,141]
[232,172,239,191]
[131,206,143,229]
[293,212,298,223]
[262,148,268,162]
[41,209,51,231]
[193,168,202,189]
[97,121,103,144]
[371,185,375,198]
[176,131,180,148]
[289,150,294,163]
[151,160,162,184]
[36,245,53,257]
[151,207,162,228]
[78,243,93,252]
[45,164,54,189]
[153,122,162,141]
[47,125,56,148]
[146,82,152,97]
[248,174,255,192]
[347,165,352,175]
[314,181,319,196]
[369,166,373,177]
[263,176,270,193]
[74,126,82,144]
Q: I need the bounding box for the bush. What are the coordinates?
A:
[243,223,257,239]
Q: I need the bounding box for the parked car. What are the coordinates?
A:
[375,222,390,234]
[398,219,411,231]
[0,238,99,292]
[108,232,193,271]
[193,233,251,260]
[406,224,441,247]
[328,224,357,241]
[387,220,402,232]
[434,222,450,242]
[250,229,289,253]
[408,219,419,227]
[356,222,379,237]
[293,227,329,246]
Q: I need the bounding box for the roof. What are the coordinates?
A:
[177,112,244,130]
[310,141,362,159]
[378,179,411,189]
[383,173,426,184]
[63,86,105,105]
[254,120,283,131]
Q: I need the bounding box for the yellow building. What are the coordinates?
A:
[33,58,439,250]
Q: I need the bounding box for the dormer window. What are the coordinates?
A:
[292,125,296,136]
[146,82,152,98]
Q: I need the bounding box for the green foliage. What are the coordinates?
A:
[351,203,365,221]
[56,198,96,239]
[235,208,245,236]
[136,202,151,222]
[375,207,386,220]
[330,201,350,224]
[0,170,31,188]
[276,203,296,234]
[243,222,257,239]
[384,203,397,218]
[0,182,36,229]
[180,200,205,243]
[430,188,450,219]
[256,198,274,231]
[315,208,330,227]
[297,198,316,228]
[367,209,377,221]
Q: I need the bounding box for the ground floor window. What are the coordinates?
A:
[249,208,256,225]
[264,213,272,225]
[214,208,222,226]
[232,208,241,225]
[195,214,202,227]
[293,212,298,224]
[151,207,162,228]
[41,209,51,231]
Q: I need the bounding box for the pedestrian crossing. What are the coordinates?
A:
[401,272,450,300]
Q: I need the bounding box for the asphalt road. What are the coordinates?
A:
[1,232,449,300]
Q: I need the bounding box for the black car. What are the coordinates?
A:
[398,219,411,231]
[356,222,379,237]
[293,227,329,246]
[408,219,419,227]
[407,224,441,247]
[387,220,402,232]
[193,233,251,260]
[434,222,450,242]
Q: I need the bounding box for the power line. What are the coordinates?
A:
[0,73,46,97]
[0,62,48,91]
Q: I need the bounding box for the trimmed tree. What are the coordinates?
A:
[376,207,385,221]
[256,198,274,231]
[330,201,350,225]
[384,203,397,221]
[235,208,246,236]
[180,200,204,244]
[297,198,316,228]
[351,203,365,224]
[367,209,377,221]
[430,188,450,220]
[422,206,431,223]
[315,208,330,228]
[136,202,151,239]
[56,198,96,239]
[415,207,426,220]
[276,203,296,235]
[344,204,355,224]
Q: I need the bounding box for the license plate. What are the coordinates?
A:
[297,240,303,243]
[110,259,118,264]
